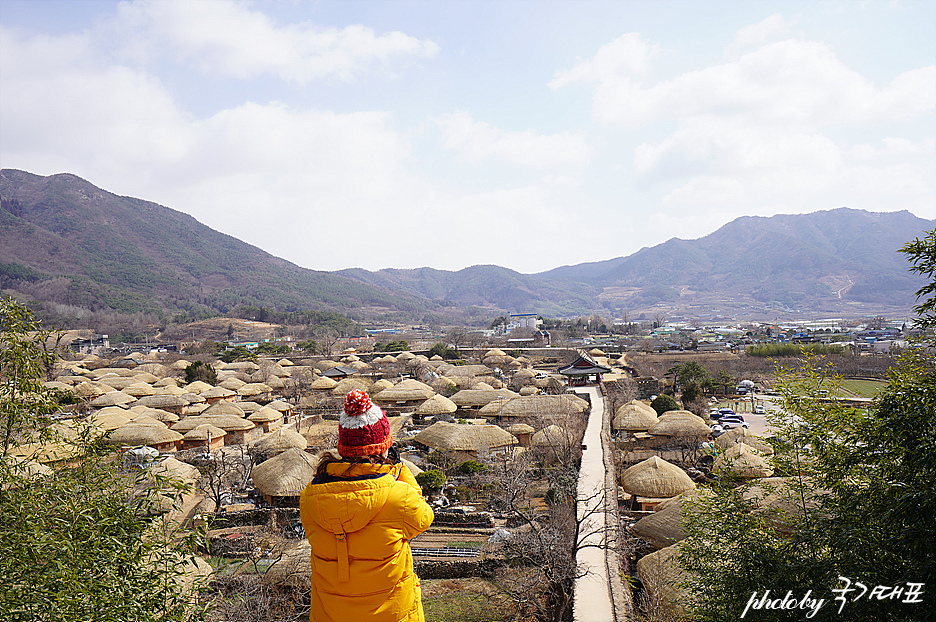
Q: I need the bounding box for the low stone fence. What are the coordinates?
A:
[431,511,495,528]
[415,558,503,579]
[208,507,300,530]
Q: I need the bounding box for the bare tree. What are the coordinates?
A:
[445,327,468,354]
[314,328,341,357]
[189,445,255,512]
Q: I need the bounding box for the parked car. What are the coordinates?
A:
[719,414,749,430]
[753,404,766,415]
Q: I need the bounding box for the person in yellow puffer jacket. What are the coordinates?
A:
[299,390,434,622]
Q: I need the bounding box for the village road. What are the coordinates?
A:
[572,386,617,622]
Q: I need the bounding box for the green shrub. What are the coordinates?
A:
[650,393,679,415]
[415,469,447,494]
[457,460,489,475]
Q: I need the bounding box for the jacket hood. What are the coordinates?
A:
[304,463,396,535]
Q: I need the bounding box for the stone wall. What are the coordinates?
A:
[414,558,503,579]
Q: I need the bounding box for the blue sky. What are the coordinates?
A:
[1,0,933,273]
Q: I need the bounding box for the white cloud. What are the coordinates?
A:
[729,14,795,53]
[111,0,439,82]
[555,35,935,128]
[435,111,593,166]
[549,33,658,90]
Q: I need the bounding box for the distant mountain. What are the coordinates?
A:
[0,170,930,325]
[0,169,437,323]
[536,208,930,310]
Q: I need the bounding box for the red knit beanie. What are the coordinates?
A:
[337,389,393,458]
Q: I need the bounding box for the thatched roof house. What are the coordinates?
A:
[636,543,692,618]
[450,388,518,410]
[251,427,308,457]
[251,448,317,506]
[613,403,659,432]
[248,407,284,433]
[107,424,183,453]
[620,456,695,510]
[182,424,226,451]
[415,394,458,417]
[134,394,187,414]
[715,428,774,455]
[485,394,588,423]
[413,422,518,461]
[647,411,711,437]
[713,442,774,479]
[90,391,137,408]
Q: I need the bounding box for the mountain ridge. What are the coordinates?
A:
[0,169,930,325]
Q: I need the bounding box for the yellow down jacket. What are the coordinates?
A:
[299,461,434,622]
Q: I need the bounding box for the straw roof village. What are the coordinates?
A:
[7,331,911,621]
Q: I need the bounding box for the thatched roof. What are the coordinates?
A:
[413,422,518,452]
[373,385,434,402]
[97,376,137,390]
[518,386,538,396]
[252,427,308,454]
[331,378,371,396]
[300,420,339,447]
[740,477,827,520]
[266,376,288,390]
[219,378,247,390]
[225,361,261,373]
[138,408,180,423]
[267,364,291,378]
[620,456,696,498]
[277,358,295,367]
[90,391,137,407]
[396,351,416,361]
[170,360,192,371]
[715,428,774,455]
[507,423,535,435]
[392,378,428,391]
[450,388,518,408]
[266,400,293,412]
[636,543,691,617]
[309,376,338,390]
[472,382,494,391]
[415,394,458,416]
[173,414,256,433]
[713,442,774,478]
[647,411,711,437]
[183,424,227,441]
[74,381,110,399]
[630,490,711,549]
[107,425,183,447]
[91,367,136,379]
[202,401,246,417]
[237,401,262,414]
[371,379,394,392]
[155,385,187,396]
[202,386,236,400]
[251,448,317,497]
[132,371,161,384]
[238,383,272,397]
[248,407,283,423]
[314,359,341,371]
[497,394,588,417]
[180,392,206,404]
[613,403,659,431]
[184,381,214,393]
[531,424,570,447]
[445,364,493,377]
[485,348,507,357]
[92,410,132,430]
[135,394,187,409]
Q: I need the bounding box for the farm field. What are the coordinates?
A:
[422,578,512,622]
